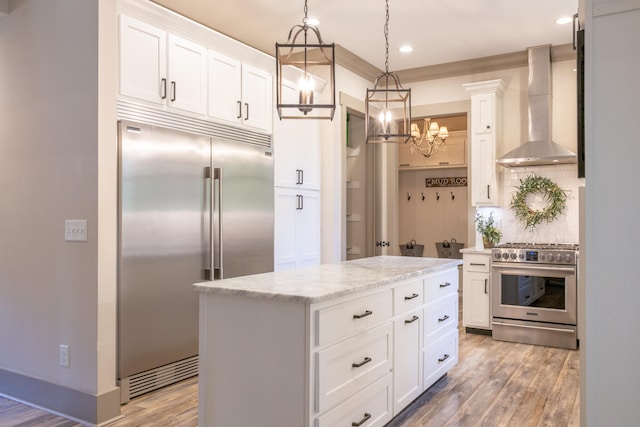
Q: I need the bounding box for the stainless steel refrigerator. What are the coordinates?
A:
[117,120,273,402]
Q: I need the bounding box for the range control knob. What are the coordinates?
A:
[564,254,573,263]
[494,252,502,259]
[510,252,517,260]
[518,253,525,260]
[555,254,563,262]
[502,253,509,260]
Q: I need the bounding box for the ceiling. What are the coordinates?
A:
[151,0,578,73]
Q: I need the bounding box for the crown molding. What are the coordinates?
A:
[336,43,576,83]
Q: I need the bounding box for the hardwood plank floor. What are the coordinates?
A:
[0,306,580,426]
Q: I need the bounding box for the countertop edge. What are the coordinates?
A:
[194,257,462,304]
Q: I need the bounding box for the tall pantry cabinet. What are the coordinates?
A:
[273,80,321,270]
[463,79,505,207]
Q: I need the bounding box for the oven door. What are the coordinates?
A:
[492,263,577,325]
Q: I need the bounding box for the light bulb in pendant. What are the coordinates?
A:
[298,75,314,114]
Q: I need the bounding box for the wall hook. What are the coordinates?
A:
[451,191,455,200]
[436,192,440,201]
[407,192,411,201]
[421,192,425,201]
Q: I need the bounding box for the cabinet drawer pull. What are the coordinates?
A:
[351,357,372,368]
[487,184,490,199]
[405,315,419,324]
[351,413,371,426]
[161,78,167,99]
[439,282,452,288]
[470,263,486,266]
[244,103,249,121]
[353,310,372,319]
[170,80,176,102]
[236,100,242,119]
[438,354,450,363]
[484,278,488,294]
[404,293,419,300]
[438,314,450,322]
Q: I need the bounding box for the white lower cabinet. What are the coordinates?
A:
[312,268,459,425]
[197,264,460,427]
[462,252,492,329]
[274,187,320,270]
[393,307,423,413]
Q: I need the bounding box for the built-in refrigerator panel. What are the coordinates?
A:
[118,120,211,379]
[212,138,274,279]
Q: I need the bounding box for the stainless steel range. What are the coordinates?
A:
[491,243,579,349]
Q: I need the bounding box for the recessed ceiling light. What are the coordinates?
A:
[556,16,573,25]
[399,45,413,53]
[307,17,320,26]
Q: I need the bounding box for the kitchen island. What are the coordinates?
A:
[194,256,462,427]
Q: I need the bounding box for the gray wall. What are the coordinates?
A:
[0,0,118,419]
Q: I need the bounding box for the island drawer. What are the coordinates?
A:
[424,328,459,390]
[316,289,392,347]
[315,373,393,427]
[424,268,458,301]
[393,278,424,315]
[424,292,458,341]
[464,254,491,273]
[315,322,392,413]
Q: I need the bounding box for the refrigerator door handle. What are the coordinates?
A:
[203,166,212,281]
[213,167,223,280]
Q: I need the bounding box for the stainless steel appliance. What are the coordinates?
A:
[117,119,274,402]
[491,243,578,349]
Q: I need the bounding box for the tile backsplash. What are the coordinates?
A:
[477,164,585,244]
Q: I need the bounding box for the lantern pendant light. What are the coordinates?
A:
[365,0,411,143]
[275,0,336,120]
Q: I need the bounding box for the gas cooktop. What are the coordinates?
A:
[492,242,579,265]
[494,242,579,251]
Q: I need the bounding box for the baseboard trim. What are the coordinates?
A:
[0,368,120,425]
[465,327,493,336]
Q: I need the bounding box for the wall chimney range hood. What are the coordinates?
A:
[497,45,577,167]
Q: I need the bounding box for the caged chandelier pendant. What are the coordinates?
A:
[275,0,336,120]
[365,0,411,143]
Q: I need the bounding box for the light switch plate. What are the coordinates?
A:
[65,220,87,242]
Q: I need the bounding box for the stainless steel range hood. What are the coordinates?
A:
[497,45,577,167]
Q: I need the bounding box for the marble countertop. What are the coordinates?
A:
[194,256,462,304]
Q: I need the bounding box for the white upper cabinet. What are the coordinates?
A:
[208,50,273,133]
[464,79,505,207]
[167,34,207,114]
[119,15,207,115]
[119,15,166,105]
[273,79,320,190]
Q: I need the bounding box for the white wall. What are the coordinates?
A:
[0,0,117,400]
[583,0,640,424]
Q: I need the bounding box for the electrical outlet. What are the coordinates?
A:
[59,344,70,367]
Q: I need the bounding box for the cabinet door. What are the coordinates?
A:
[119,15,166,104]
[273,80,320,190]
[274,188,320,271]
[463,270,491,329]
[471,132,498,206]
[393,308,422,414]
[242,64,273,132]
[471,93,495,134]
[208,51,242,123]
[167,34,207,114]
[274,188,298,271]
[295,190,320,267]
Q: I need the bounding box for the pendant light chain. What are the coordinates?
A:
[384,0,390,74]
[303,0,309,25]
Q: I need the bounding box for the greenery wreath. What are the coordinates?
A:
[510,174,568,229]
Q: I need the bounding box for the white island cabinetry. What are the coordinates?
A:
[196,256,461,427]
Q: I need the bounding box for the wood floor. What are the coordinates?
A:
[0,313,579,427]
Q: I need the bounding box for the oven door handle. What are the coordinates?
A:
[492,263,576,274]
